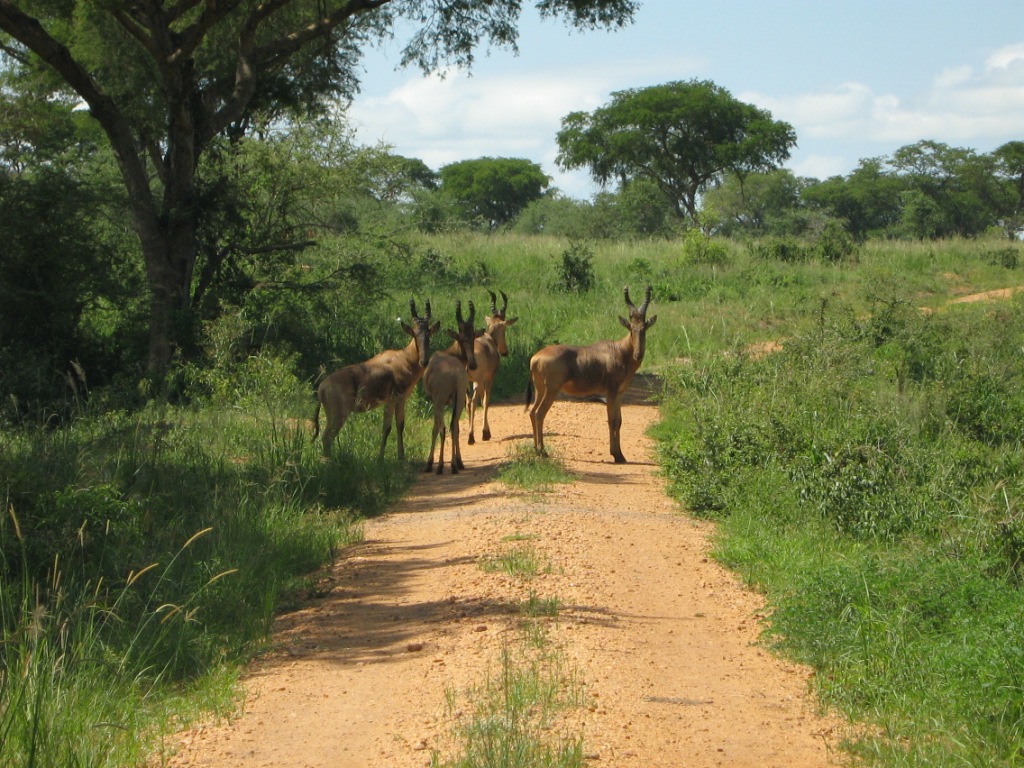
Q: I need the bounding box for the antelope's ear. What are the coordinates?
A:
[619,315,630,329]
[506,316,519,325]
[429,321,441,335]
[646,315,658,329]
[475,329,486,338]
[401,321,414,336]
[446,329,459,340]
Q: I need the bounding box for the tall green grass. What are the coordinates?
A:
[656,286,1024,766]
[4,231,1021,766]
[0,366,411,766]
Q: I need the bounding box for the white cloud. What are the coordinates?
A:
[986,43,1024,71]
[747,41,1024,155]
[349,67,608,171]
[349,36,1024,194]
[935,65,973,88]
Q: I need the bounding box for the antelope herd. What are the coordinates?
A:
[313,286,654,473]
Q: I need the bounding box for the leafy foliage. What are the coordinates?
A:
[439,157,550,229]
[656,292,1024,763]
[556,79,796,228]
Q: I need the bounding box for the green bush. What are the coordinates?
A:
[657,293,1024,764]
[555,241,596,294]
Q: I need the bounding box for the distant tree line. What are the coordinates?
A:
[0,20,1021,421]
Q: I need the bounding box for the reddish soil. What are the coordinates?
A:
[161,380,847,767]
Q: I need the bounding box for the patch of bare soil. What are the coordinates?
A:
[946,286,1024,304]
[162,378,846,767]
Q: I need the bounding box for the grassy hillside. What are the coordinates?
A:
[2,231,1023,766]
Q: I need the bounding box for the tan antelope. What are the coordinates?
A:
[422,300,483,474]
[527,286,656,464]
[467,290,518,445]
[313,299,439,461]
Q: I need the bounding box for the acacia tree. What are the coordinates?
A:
[994,140,1024,237]
[556,79,796,229]
[439,156,549,229]
[0,0,636,382]
[889,140,1002,238]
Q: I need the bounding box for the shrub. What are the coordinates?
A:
[680,229,730,266]
[555,241,596,294]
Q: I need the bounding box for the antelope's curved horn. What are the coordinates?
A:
[456,300,464,324]
[410,298,418,320]
[425,299,432,320]
[500,290,509,317]
[488,290,498,316]
[624,286,636,312]
[640,286,652,315]
[468,300,476,324]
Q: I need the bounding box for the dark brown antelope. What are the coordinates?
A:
[422,300,483,474]
[313,299,439,461]
[527,286,656,464]
[467,290,518,445]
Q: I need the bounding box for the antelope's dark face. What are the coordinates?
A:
[619,286,657,362]
[485,314,519,357]
[402,298,440,368]
[486,290,518,357]
[449,300,484,371]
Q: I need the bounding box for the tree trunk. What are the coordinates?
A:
[136,211,199,383]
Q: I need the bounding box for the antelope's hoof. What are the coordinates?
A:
[613,454,627,464]
[468,434,476,445]
[423,463,433,473]
[482,429,491,441]
[435,466,444,475]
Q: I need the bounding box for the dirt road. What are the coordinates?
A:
[163,382,845,767]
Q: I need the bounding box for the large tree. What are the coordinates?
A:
[439,156,549,229]
[993,140,1024,238]
[889,140,1002,238]
[555,79,796,229]
[0,0,637,382]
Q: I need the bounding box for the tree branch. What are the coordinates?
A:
[0,2,154,213]
[202,0,391,142]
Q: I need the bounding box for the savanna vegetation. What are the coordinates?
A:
[4,2,1024,766]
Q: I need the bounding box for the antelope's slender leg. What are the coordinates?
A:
[480,383,492,441]
[394,397,408,460]
[529,376,558,457]
[424,408,440,472]
[467,383,479,445]
[378,400,396,461]
[436,424,446,474]
[607,396,626,463]
[451,403,463,471]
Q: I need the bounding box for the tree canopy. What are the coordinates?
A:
[0,0,638,382]
[555,79,796,229]
[439,156,550,229]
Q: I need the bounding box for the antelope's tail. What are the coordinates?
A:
[525,377,534,410]
[312,400,321,439]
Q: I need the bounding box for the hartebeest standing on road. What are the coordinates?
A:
[313,299,439,461]
[467,290,518,445]
[422,300,483,474]
[527,286,657,464]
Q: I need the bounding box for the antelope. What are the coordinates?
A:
[313,299,439,461]
[526,286,657,464]
[422,300,483,474]
[467,290,518,445]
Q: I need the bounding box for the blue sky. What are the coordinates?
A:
[348,2,1024,199]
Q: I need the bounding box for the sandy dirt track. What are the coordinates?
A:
[163,380,847,767]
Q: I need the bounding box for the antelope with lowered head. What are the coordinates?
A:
[422,300,483,474]
[467,290,518,445]
[527,286,656,464]
[313,299,439,461]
